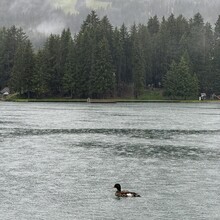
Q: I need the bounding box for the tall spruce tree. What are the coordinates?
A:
[43,34,61,95]
[32,50,48,97]
[212,16,220,94]
[11,40,35,97]
[63,39,78,98]
[74,11,100,98]
[1,26,27,89]
[130,24,145,98]
[99,16,113,47]
[164,56,199,99]
[59,28,73,94]
[147,15,160,36]
[153,16,168,86]
[90,37,115,98]
[138,24,152,86]
[187,13,208,92]
[0,27,7,89]
[203,22,214,93]
[119,24,130,84]
[112,24,131,96]
[112,27,124,96]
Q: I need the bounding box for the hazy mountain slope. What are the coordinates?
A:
[0,0,219,40]
[100,0,220,25]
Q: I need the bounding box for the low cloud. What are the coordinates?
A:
[36,19,66,35]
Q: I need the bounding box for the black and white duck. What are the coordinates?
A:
[114,183,141,197]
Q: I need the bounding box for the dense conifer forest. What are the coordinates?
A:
[1,11,220,99]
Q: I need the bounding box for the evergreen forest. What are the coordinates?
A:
[1,11,220,99]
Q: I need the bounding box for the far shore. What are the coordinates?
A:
[2,97,220,104]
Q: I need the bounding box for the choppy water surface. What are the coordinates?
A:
[0,102,220,220]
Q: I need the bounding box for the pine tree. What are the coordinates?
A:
[202,22,214,93]
[112,27,124,96]
[10,44,24,95]
[138,24,152,86]
[153,16,167,86]
[147,15,160,36]
[130,24,145,98]
[90,37,115,98]
[99,16,113,47]
[1,26,27,89]
[43,34,61,95]
[0,27,7,89]
[63,39,78,98]
[132,45,145,98]
[119,23,130,84]
[212,16,220,94]
[32,50,48,97]
[112,24,130,96]
[11,40,35,98]
[164,56,199,99]
[23,40,35,98]
[187,13,208,92]
[74,11,100,98]
[163,61,179,99]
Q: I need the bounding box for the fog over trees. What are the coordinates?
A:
[1,0,220,47]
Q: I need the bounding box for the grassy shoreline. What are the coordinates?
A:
[3,90,219,103]
[3,97,220,103]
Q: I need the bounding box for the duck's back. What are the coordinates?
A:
[116,190,141,197]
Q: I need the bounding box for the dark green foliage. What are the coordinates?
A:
[187,13,207,91]
[164,56,199,99]
[63,39,78,98]
[1,12,220,99]
[138,24,152,86]
[90,37,115,98]
[112,24,131,97]
[32,50,48,97]
[43,34,62,96]
[148,16,160,36]
[73,11,101,98]
[11,40,35,98]
[130,24,145,98]
[0,27,7,89]
[0,26,28,89]
[212,16,220,94]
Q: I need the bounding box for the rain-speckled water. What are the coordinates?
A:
[0,102,220,220]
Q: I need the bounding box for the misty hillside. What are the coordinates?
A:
[1,0,220,47]
[102,0,220,25]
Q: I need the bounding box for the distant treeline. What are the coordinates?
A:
[0,11,220,99]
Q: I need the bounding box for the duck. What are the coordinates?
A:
[114,183,141,197]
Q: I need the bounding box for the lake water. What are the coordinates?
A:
[0,102,220,220]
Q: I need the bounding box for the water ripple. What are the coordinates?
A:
[110,144,220,160]
[1,128,220,139]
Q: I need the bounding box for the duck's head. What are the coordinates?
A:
[114,183,121,192]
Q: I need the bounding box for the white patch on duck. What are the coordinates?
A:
[126,193,133,197]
